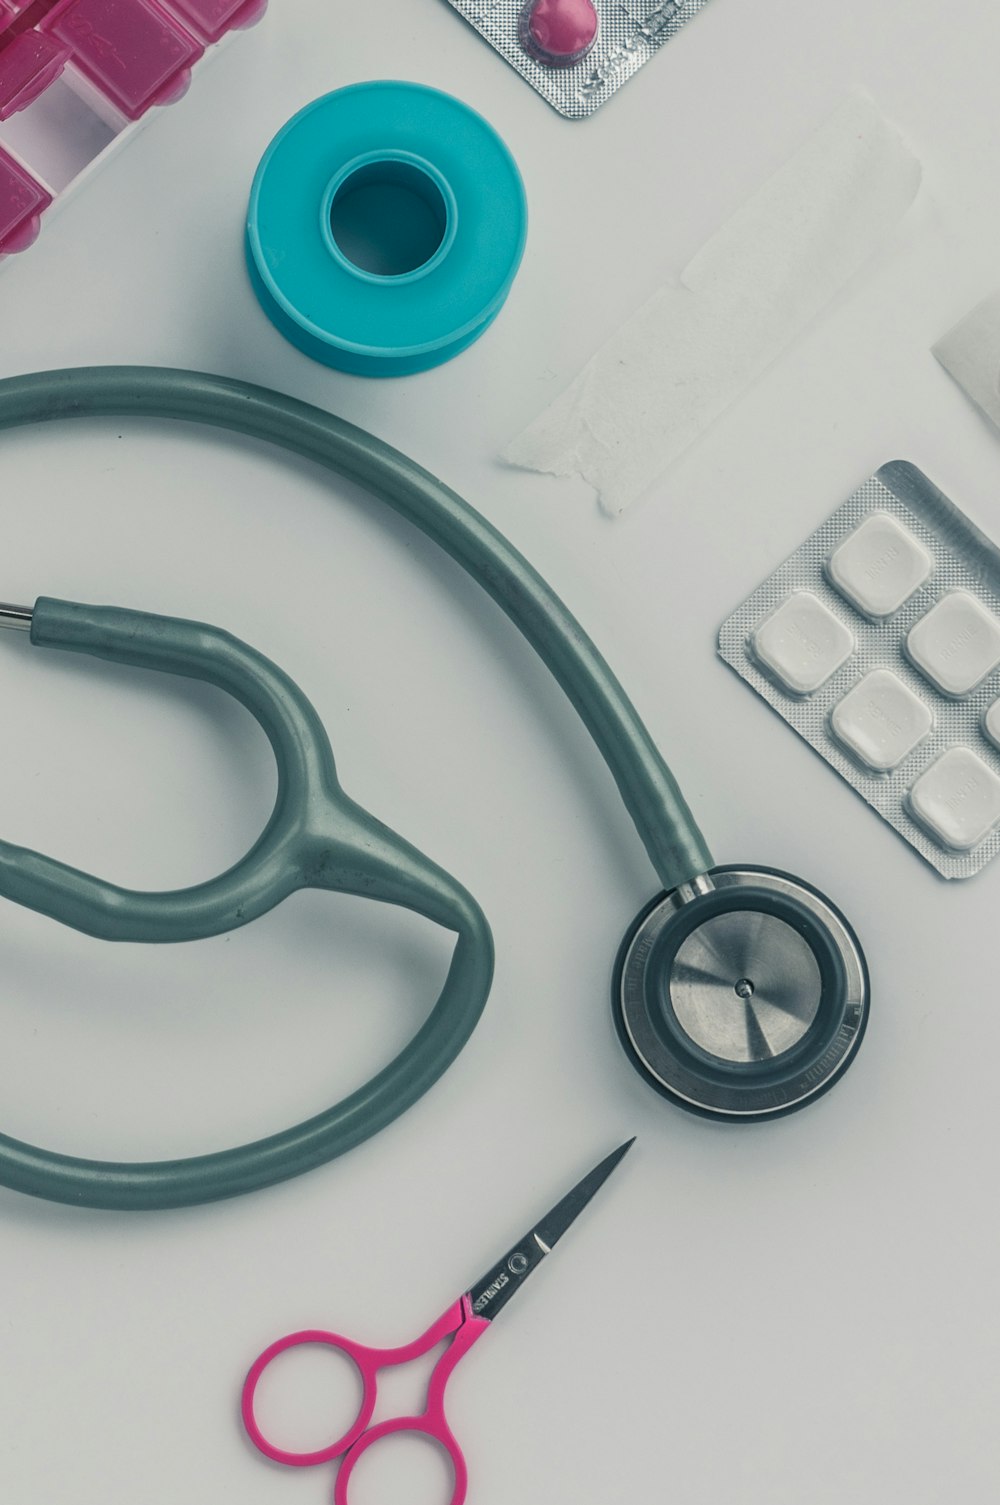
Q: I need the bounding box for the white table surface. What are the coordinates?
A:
[3,3,999,1502]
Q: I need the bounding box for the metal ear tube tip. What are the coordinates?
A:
[0,603,32,630]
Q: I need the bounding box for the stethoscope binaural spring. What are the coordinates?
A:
[0,367,869,1211]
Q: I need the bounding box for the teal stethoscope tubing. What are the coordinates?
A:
[1,592,495,1211]
[0,366,713,1210]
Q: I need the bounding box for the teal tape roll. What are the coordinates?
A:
[246,82,528,377]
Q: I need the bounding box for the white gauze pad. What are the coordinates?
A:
[504,95,921,516]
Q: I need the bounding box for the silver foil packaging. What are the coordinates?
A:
[444,0,713,118]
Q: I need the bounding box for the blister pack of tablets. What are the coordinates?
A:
[444,0,711,119]
[719,462,1000,879]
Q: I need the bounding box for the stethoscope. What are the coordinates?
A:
[0,367,869,1212]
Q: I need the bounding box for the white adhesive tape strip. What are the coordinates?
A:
[504,95,921,516]
[933,290,1000,430]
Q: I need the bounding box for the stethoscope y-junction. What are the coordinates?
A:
[0,366,869,1211]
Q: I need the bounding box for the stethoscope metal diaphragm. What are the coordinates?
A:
[613,866,869,1121]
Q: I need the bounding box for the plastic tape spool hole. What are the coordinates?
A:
[328,158,449,279]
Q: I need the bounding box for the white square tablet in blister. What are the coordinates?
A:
[751,592,854,695]
[827,512,932,618]
[906,591,1000,696]
[908,746,1000,850]
[830,670,933,772]
[984,698,1000,750]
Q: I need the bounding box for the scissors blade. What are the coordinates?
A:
[467,1138,634,1321]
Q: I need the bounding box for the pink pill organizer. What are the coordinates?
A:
[0,0,265,258]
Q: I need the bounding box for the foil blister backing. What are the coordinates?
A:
[444,0,712,118]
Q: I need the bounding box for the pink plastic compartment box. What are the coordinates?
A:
[0,0,265,256]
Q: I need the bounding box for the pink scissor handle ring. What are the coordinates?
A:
[242,1299,490,1492]
[334,1413,467,1505]
[241,1329,379,1468]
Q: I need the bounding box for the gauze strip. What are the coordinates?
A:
[933,290,1000,430]
[503,96,921,516]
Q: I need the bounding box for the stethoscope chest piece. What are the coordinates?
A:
[613,867,869,1121]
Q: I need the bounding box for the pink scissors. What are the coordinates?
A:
[241,1139,634,1505]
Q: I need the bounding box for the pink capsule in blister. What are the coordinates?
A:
[447,0,712,117]
[518,0,599,68]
